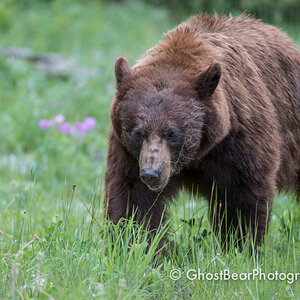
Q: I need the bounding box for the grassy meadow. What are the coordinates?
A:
[0,1,299,299]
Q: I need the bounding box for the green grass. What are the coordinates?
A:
[0,1,299,299]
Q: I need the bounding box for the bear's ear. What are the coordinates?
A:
[115,57,133,88]
[196,63,221,98]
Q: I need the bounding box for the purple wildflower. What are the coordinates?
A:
[53,114,65,124]
[39,115,96,137]
[83,117,96,130]
[38,119,55,130]
[75,122,87,136]
[75,117,96,136]
[57,122,75,135]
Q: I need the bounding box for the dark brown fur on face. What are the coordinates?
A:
[104,14,300,247]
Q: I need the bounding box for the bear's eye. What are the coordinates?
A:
[164,127,184,148]
[131,130,142,139]
[130,128,144,146]
[167,130,175,139]
[165,128,179,141]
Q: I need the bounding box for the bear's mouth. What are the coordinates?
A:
[146,184,163,193]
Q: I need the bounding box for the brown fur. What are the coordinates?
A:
[104,14,300,246]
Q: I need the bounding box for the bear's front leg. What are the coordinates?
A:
[212,184,275,247]
[104,131,139,224]
[237,185,274,246]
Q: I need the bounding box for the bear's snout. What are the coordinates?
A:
[140,168,161,187]
[138,135,172,192]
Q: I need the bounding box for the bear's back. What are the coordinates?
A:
[173,14,300,190]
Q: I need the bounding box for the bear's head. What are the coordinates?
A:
[110,57,229,192]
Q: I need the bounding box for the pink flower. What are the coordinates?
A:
[53,114,65,124]
[38,119,55,129]
[57,122,75,135]
[39,115,96,137]
[83,117,96,130]
[75,117,96,136]
[75,122,87,136]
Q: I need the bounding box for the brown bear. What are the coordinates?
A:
[104,14,300,246]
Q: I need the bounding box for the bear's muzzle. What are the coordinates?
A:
[139,135,172,192]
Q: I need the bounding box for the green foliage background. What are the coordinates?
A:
[0,0,299,299]
[149,0,300,25]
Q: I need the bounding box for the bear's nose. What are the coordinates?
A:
[140,168,161,187]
